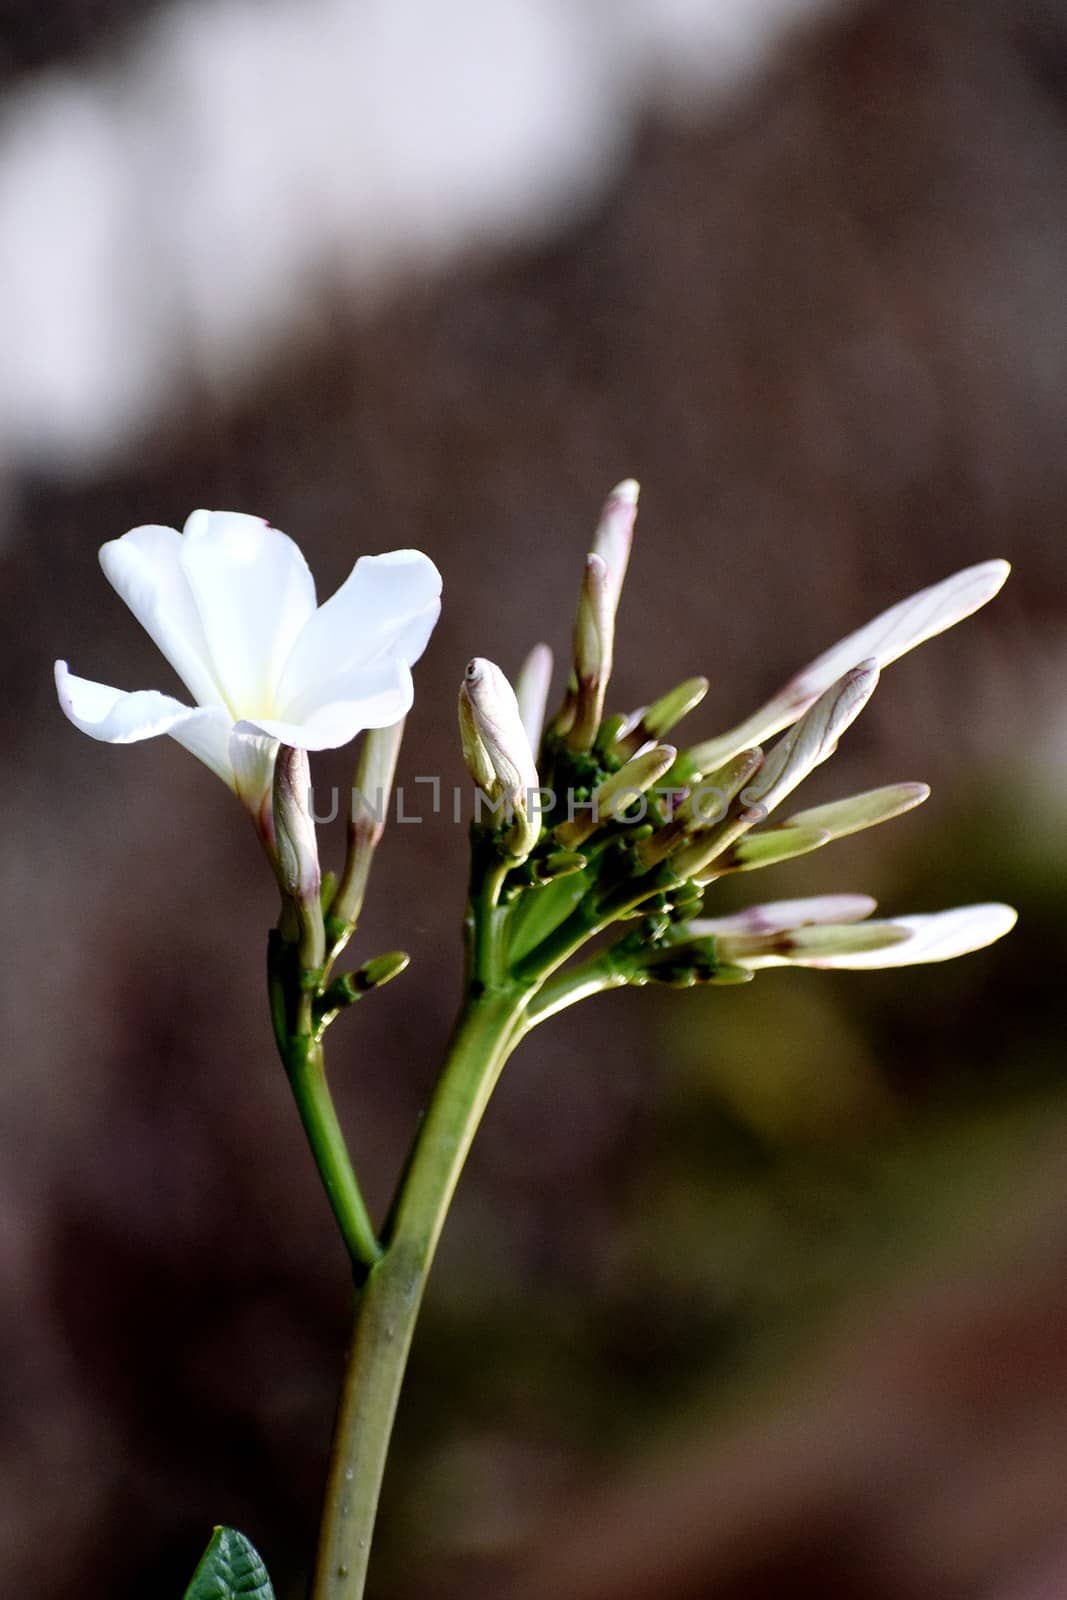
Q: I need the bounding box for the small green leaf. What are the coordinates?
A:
[183,1527,275,1600]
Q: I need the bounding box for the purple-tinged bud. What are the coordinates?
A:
[567,552,614,751]
[273,745,321,908]
[272,744,326,970]
[591,478,639,615]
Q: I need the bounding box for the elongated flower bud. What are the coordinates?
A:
[515,643,554,752]
[555,743,677,849]
[784,782,929,840]
[564,481,641,752]
[459,657,541,858]
[567,552,614,750]
[740,661,879,819]
[273,745,320,907]
[272,744,326,970]
[716,921,912,968]
[714,824,831,876]
[672,806,769,882]
[331,718,406,937]
[782,903,1018,968]
[687,559,1008,774]
[691,895,878,937]
[635,746,762,871]
[640,677,709,742]
[716,784,929,878]
[591,478,639,614]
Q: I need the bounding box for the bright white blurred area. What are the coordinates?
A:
[0,0,846,480]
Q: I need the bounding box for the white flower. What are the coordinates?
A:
[55,510,442,818]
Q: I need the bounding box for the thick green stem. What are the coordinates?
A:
[311,980,531,1600]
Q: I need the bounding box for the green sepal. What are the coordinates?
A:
[319,869,338,914]
[182,1527,275,1600]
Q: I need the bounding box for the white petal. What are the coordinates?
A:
[229,723,279,818]
[277,549,441,718]
[249,658,415,751]
[99,524,226,709]
[692,895,878,937]
[790,903,1018,968]
[690,560,1009,772]
[179,510,317,718]
[167,710,238,786]
[55,661,234,785]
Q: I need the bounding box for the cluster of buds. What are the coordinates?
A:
[457,482,1015,997]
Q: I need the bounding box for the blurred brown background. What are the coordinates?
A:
[2,0,1065,1596]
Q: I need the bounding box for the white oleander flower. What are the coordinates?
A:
[55,510,441,823]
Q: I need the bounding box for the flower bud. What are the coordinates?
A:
[716,921,912,968]
[555,743,677,849]
[692,894,878,937]
[739,661,879,819]
[591,478,639,614]
[315,950,410,1032]
[273,745,321,908]
[272,744,326,971]
[459,657,541,858]
[328,951,410,1003]
[713,823,831,876]
[686,559,1009,774]
[535,849,589,881]
[564,480,640,752]
[634,746,762,871]
[782,903,1017,969]
[514,643,554,752]
[330,718,407,940]
[566,552,614,751]
[784,782,929,841]
[637,676,709,744]
[671,806,768,882]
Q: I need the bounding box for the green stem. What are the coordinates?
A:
[287,1036,384,1278]
[310,979,531,1600]
[511,862,677,986]
[522,951,629,1027]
